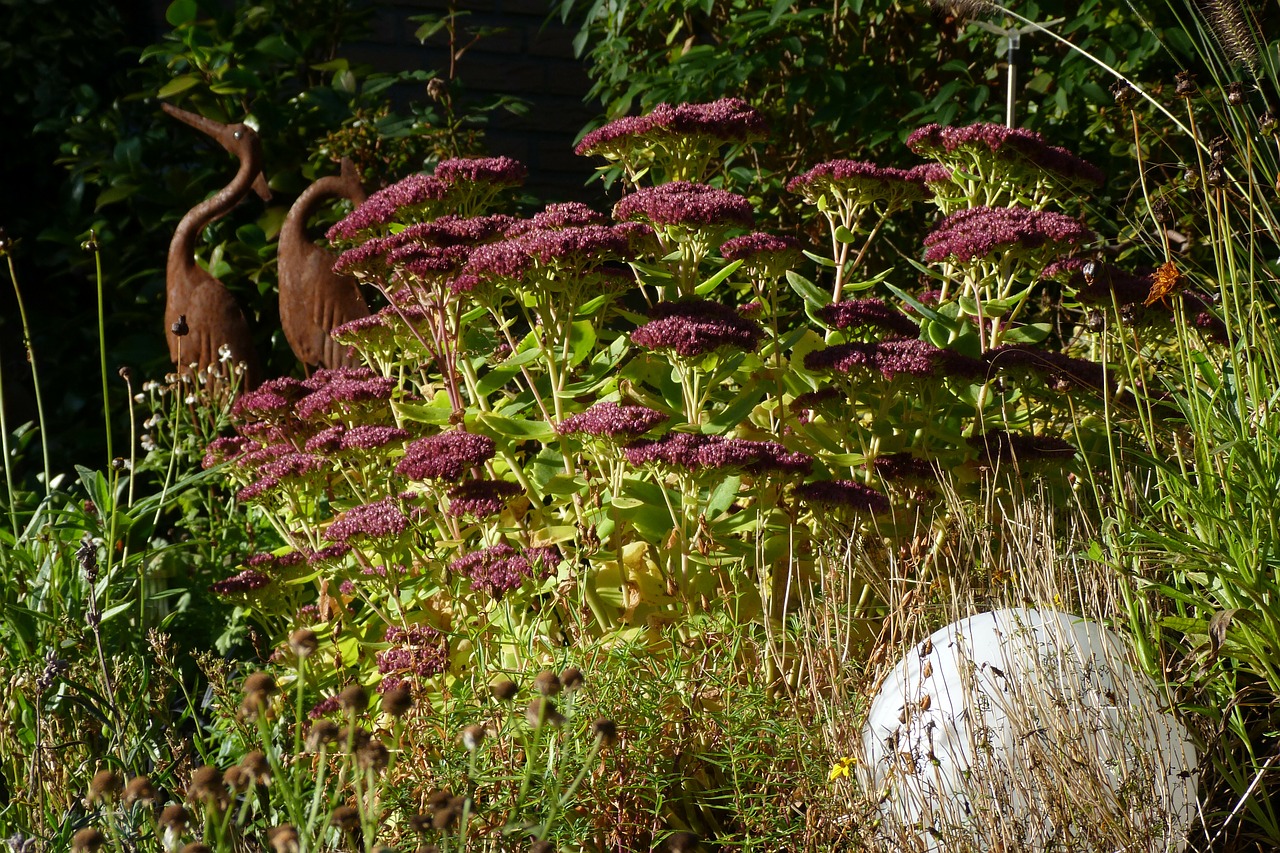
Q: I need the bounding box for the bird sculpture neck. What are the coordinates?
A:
[282,169,365,246]
[168,153,263,293]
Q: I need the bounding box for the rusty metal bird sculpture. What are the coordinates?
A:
[163,102,268,387]
[278,157,370,369]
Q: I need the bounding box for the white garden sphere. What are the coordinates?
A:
[858,608,1198,852]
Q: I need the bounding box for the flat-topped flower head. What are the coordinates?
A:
[788,160,934,207]
[326,173,451,243]
[871,453,938,487]
[203,436,249,468]
[794,479,890,514]
[969,429,1077,466]
[332,236,390,277]
[326,497,409,544]
[720,232,801,278]
[805,338,984,381]
[577,97,767,159]
[983,345,1107,393]
[450,543,562,600]
[294,375,396,421]
[613,182,753,230]
[521,202,608,231]
[625,432,812,477]
[434,156,527,188]
[445,479,523,518]
[631,298,763,358]
[388,215,518,252]
[907,122,1104,189]
[233,377,307,419]
[816,299,918,339]
[378,624,448,680]
[558,401,669,439]
[1041,257,1151,306]
[212,569,272,597]
[923,206,1092,264]
[396,430,495,481]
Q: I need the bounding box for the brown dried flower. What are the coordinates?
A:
[490,679,519,702]
[87,769,122,805]
[186,765,227,806]
[268,824,300,853]
[289,628,319,658]
[330,805,361,832]
[558,666,584,692]
[71,828,107,852]
[338,683,369,713]
[461,724,486,751]
[122,775,157,807]
[533,670,561,696]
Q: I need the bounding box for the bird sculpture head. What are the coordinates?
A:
[161,102,272,202]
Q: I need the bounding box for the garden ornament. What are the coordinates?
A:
[162,102,269,387]
[278,158,370,369]
[860,607,1197,852]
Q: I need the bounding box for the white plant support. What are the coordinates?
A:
[859,608,1198,852]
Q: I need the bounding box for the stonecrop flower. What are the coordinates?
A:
[233,377,307,419]
[804,338,984,381]
[325,497,409,544]
[969,429,1077,465]
[923,206,1093,264]
[983,345,1107,393]
[787,160,934,207]
[396,430,495,481]
[1041,257,1151,306]
[294,369,397,420]
[326,174,451,242]
[816,299,918,338]
[557,401,669,439]
[450,543,561,600]
[340,425,410,451]
[520,202,607,231]
[794,479,890,514]
[378,624,448,681]
[332,236,390,277]
[433,156,527,187]
[613,182,754,229]
[720,232,801,277]
[211,569,272,597]
[445,479,524,518]
[631,299,764,358]
[624,432,812,477]
[576,97,768,158]
[870,453,937,484]
[906,122,1105,188]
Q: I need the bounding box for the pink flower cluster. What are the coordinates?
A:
[816,299,918,338]
[211,569,272,596]
[719,232,800,264]
[923,206,1092,263]
[395,430,495,481]
[445,479,523,518]
[326,497,409,543]
[377,624,448,680]
[557,402,668,438]
[433,156,527,186]
[450,543,562,600]
[576,97,768,156]
[624,432,812,477]
[793,480,890,514]
[613,182,754,229]
[906,122,1105,186]
[870,453,937,484]
[631,299,763,357]
[804,339,984,381]
[983,345,1107,393]
[787,160,934,205]
[294,368,397,420]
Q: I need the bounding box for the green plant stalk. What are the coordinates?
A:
[0,353,17,534]
[92,238,114,469]
[5,255,51,493]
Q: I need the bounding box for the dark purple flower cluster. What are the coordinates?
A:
[261,452,328,481]
[331,313,390,344]
[304,425,346,454]
[791,388,843,424]
[624,432,812,477]
[211,569,272,596]
[631,299,763,357]
[558,401,669,438]
[794,480,890,514]
[308,543,352,564]
[787,160,934,205]
[341,425,410,451]
[816,299,918,338]
[377,624,447,680]
[395,430,495,481]
[233,377,308,419]
[983,345,1107,393]
[450,543,561,600]
[719,232,801,264]
[804,339,984,381]
[326,498,409,543]
[613,182,754,229]
[388,244,472,278]
[237,442,293,470]
[327,174,451,242]
[522,202,608,231]
[969,429,1077,465]
[434,156,527,187]
[923,206,1093,263]
[906,123,1105,187]
[203,436,249,469]
[576,97,767,156]
[1041,257,1151,306]
[245,550,307,571]
[294,371,397,420]
[237,476,279,502]
[332,236,390,277]
[870,453,937,484]
[446,479,523,518]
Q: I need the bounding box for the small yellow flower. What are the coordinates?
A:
[828,756,856,782]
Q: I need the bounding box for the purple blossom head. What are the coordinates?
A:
[969,429,1077,466]
[870,453,937,484]
[787,160,933,206]
[624,432,812,477]
[450,543,561,600]
[395,430,495,481]
[446,479,524,518]
[304,425,346,454]
[203,436,249,469]
[790,388,843,424]
[983,345,1107,393]
[804,339,984,381]
[923,206,1093,264]
[558,402,669,439]
[332,236,389,277]
[260,452,328,481]
[613,182,753,229]
[794,480,890,515]
[340,425,410,451]
[378,624,447,680]
[233,377,307,419]
[326,174,450,242]
[906,122,1104,187]
[245,550,307,572]
[576,98,767,157]
[325,497,409,544]
[294,372,397,421]
[237,476,280,502]
[1041,257,1151,306]
[434,156,527,188]
[211,569,272,597]
[331,313,392,347]
[521,202,608,231]
[816,299,918,338]
[631,299,763,357]
[720,232,800,263]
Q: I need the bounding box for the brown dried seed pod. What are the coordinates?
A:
[288,628,319,658]
[381,684,413,718]
[330,804,361,832]
[526,697,565,728]
[223,764,253,793]
[87,769,122,805]
[267,824,300,853]
[242,671,277,696]
[533,670,561,696]
[558,666,584,692]
[338,683,368,713]
[186,765,227,806]
[241,750,271,784]
[591,718,618,746]
[357,739,390,773]
[71,828,107,852]
[122,774,157,807]
[158,803,190,831]
[460,724,486,751]
[306,720,341,751]
[490,679,519,702]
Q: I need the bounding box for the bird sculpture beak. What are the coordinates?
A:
[252,173,272,202]
[161,102,228,141]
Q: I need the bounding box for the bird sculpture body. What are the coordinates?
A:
[163,102,269,387]
[278,158,370,369]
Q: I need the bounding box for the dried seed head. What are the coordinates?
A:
[409,814,434,835]
[87,769,122,805]
[330,805,361,832]
[240,691,271,720]
[530,842,556,853]
[381,684,414,718]
[122,775,157,807]
[1183,167,1200,188]
[1226,81,1247,106]
[186,765,227,806]
[431,797,467,830]
[1175,70,1197,98]
[338,683,368,713]
[171,315,189,337]
[306,720,341,752]
[1261,112,1278,136]
[223,764,253,793]
[71,828,107,852]
[490,679,519,702]
[288,628,319,659]
[666,831,698,852]
[1111,79,1138,108]
[533,670,561,696]
[241,750,271,785]
[337,725,372,753]
[268,824,300,853]
[591,718,619,746]
[558,666,584,692]
[242,672,277,696]
[526,697,565,728]
[426,789,454,811]
[461,724,486,751]
[357,739,390,773]
[1206,163,1227,188]
[180,843,212,853]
